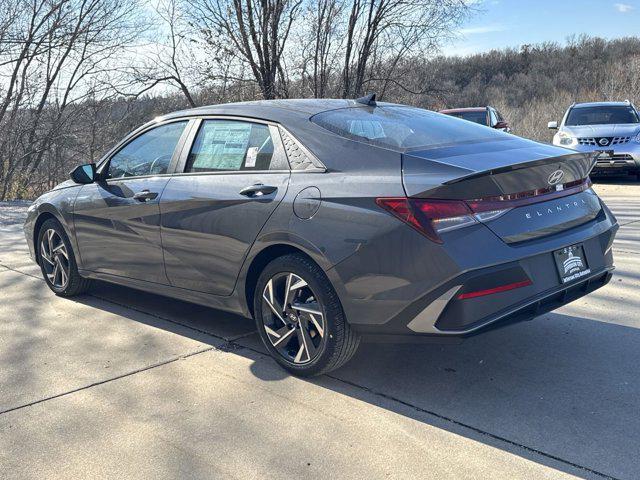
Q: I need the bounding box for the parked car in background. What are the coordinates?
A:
[549,101,640,179]
[24,97,616,376]
[439,106,511,132]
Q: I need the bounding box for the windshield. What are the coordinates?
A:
[446,111,488,126]
[310,106,505,151]
[565,106,640,126]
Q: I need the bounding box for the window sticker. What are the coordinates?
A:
[191,123,251,170]
[245,147,258,168]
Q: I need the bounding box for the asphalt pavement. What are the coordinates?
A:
[0,180,638,479]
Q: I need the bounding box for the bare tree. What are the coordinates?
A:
[189,0,303,99]
[0,0,144,199]
[305,0,344,98]
[124,0,198,107]
[340,0,470,98]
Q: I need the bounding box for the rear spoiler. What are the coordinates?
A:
[403,141,596,200]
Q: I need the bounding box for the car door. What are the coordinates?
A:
[73,119,191,284]
[160,118,290,295]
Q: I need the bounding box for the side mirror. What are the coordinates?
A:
[70,163,97,184]
[494,121,509,130]
[547,121,558,130]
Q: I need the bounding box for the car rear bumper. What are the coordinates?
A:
[592,155,640,175]
[329,195,618,340]
[400,262,614,338]
[357,268,613,343]
[567,143,640,174]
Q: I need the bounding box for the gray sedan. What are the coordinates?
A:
[24,97,618,376]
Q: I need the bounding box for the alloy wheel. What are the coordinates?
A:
[261,272,326,364]
[40,228,70,289]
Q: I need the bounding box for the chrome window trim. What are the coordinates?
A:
[173,116,293,174]
[96,118,193,180]
[95,114,327,181]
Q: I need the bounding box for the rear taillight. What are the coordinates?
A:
[376,198,479,243]
[377,178,591,243]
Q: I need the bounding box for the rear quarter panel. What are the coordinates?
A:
[236,139,405,315]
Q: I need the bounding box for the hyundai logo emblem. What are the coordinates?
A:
[548,169,565,185]
[598,137,610,146]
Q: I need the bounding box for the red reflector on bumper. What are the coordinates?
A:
[457,279,533,300]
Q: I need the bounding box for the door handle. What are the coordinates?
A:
[133,189,158,202]
[239,184,278,197]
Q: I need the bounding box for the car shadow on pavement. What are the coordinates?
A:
[67,277,639,480]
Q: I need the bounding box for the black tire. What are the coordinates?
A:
[253,253,360,377]
[37,218,91,297]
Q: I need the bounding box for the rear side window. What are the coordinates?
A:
[311,106,504,151]
[449,111,488,126]
[107,121,188,178]
[185,120,278,172]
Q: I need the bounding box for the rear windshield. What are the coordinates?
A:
[311,106,504,151]
[565,106,640,126]
[446,110,488,126]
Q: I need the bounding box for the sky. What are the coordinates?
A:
[444,0,640,56]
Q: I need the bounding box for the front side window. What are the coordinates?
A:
[107,121,188,178]
[565,106,640,126]
[185,120,277,172]
[312,106,504,151]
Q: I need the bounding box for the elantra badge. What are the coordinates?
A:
[547,169,565,185]
[598,137,610,146]
[524,197,589,220]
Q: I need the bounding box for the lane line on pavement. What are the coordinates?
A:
[0,262,42,279]
[613,248,640,255]
[325,375,620,480]
[0,260,622,479]
[619,217,640,226]
[0,346,216,417]
[227,330,259,341]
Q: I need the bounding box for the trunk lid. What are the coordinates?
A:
[402,137,601,243]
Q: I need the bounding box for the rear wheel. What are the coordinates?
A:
[37,218,91,297]
[254,253,360,377]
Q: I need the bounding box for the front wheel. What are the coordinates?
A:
[254,254,360,377]
[37,218,91,297]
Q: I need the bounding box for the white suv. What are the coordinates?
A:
[549,101,640,179]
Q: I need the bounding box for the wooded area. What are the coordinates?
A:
[1,0,639,200]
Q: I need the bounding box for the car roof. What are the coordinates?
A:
[161,98,401,123]
[439,107,488,113]
[572,101,633,108]
[148,98,409,171]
